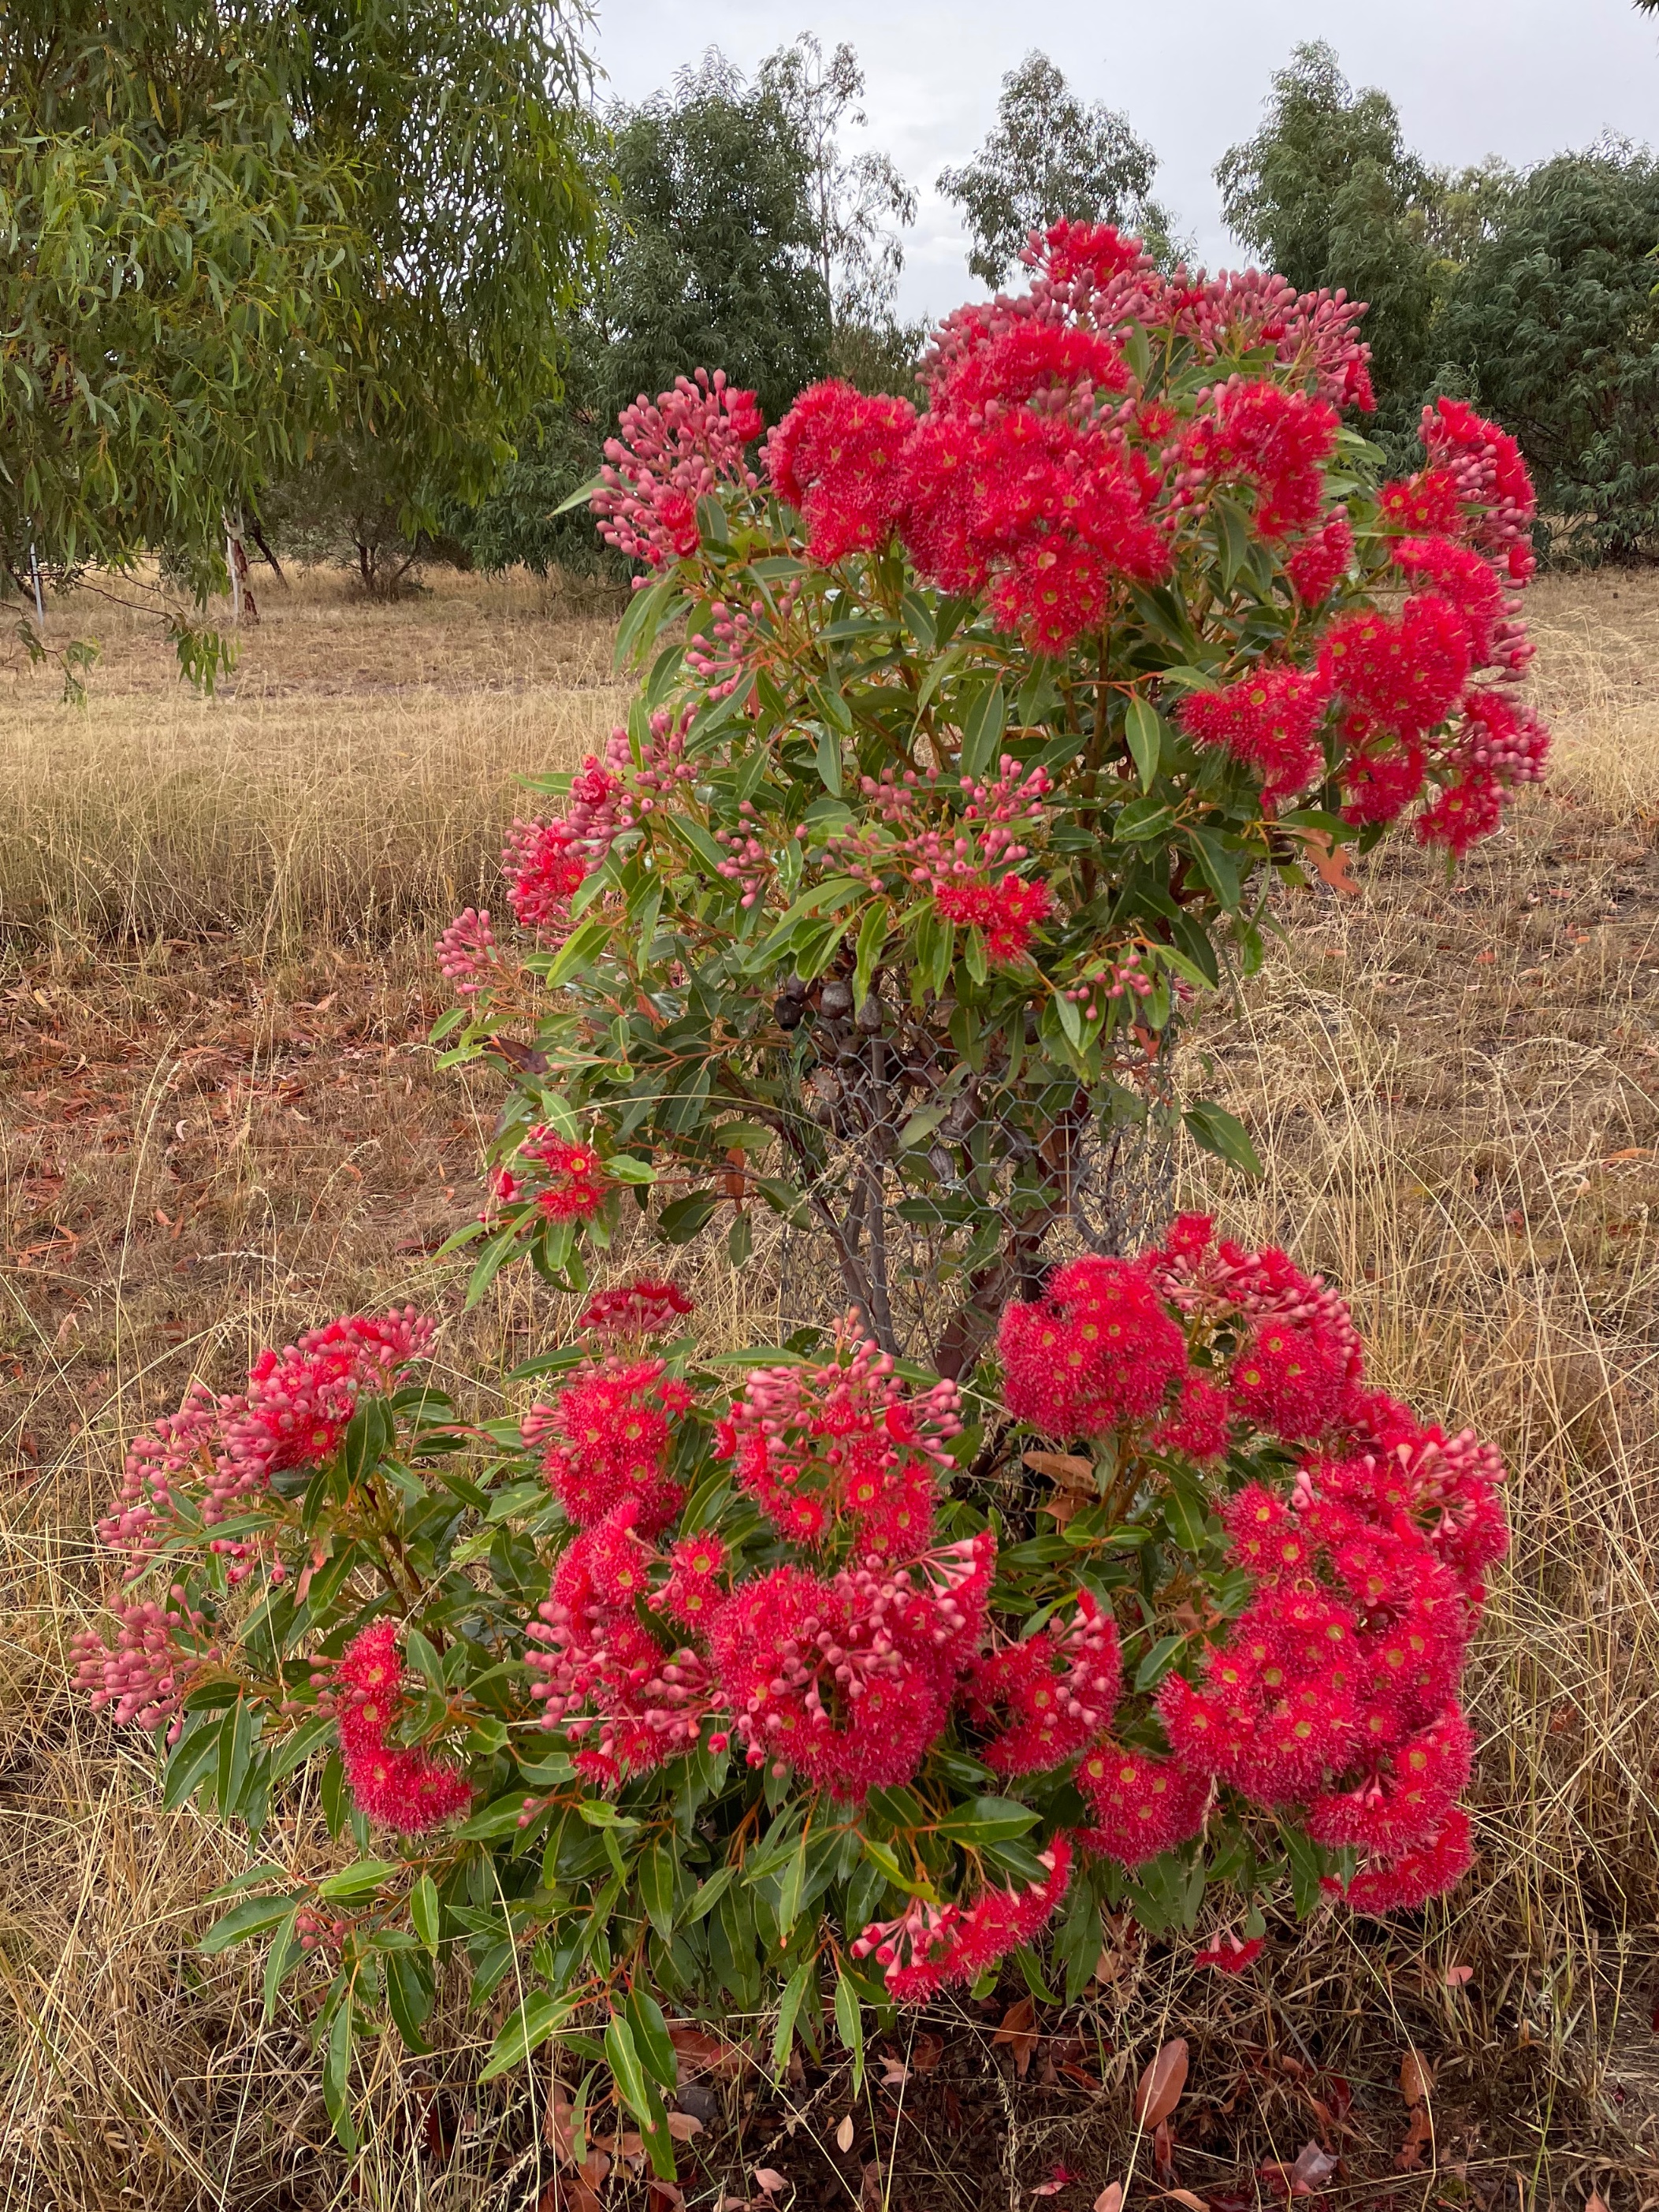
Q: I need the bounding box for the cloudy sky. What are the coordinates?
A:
[591,0,1659,322]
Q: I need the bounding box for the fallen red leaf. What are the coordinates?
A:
[993,1996,1040,2080]
[1134,2039,1189,2128]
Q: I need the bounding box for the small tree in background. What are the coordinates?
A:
[939,52,1179,288]
[462,40,921,582]
[757,34,921,390]
[1216,43,1446,462]
[1434,147,1659,564]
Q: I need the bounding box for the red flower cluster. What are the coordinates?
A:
[515,1128,609,1221]
[999,1255,1187,1435]
[1075,1739,1211,1867]
[526,1508,723,1785]
[1174,377,1340,541]
[434,906,500,997]
[988,1220,1500,1913]
[577,1277,695,1340]
[592,368,762,570]
[329,1622,473,1834]
[70,1587,221,1742]
[718,1330,963,1555]
[851,1836,1074,2001]
[933,872,1054,962]
[526,1356,693,1533]
[967,1590,1122,1774]
[709,1537,993,1796]
[1178,665,1330,799]
[765,379,917,564]
[500,756,627,941]
[99,1310,434,1557]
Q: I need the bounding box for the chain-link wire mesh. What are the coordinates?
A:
[771,976,1177,1374]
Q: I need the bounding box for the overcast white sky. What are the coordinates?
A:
[591,0,1659,322]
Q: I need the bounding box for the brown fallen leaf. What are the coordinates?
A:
[546,2090,575,2161]
[753,2170,789,2197]
[993,1996,1040,2080]
[911,2032,944,2073]
[1159,2193,1207,2210]
[669,2024,745,2080]
[1394,2105,1433,2172]
[647,2184,685,2212]
[1092,2187,1123,2212]
[1134,2038,1189,2128]
[835,2114,856,2154]
[1586,2196,1610,2212]
[665,2112,704,2142]
[877,2054,909,2088]
[1399,2049,1434,2107]
[1024,1449,1095,1485]
[1296,826,1363,898]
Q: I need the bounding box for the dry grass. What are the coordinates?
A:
[2,567,1658,2210]
[0,567,626,944]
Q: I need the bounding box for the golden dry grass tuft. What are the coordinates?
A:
[2,567,1658,2210]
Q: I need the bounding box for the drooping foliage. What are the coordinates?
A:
[0,0,601,659]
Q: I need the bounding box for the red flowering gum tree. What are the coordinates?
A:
[436,228,1547,1371]
[77,1232,1504,2149]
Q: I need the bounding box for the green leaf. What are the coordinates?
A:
[1124,696,1165,793]
[317,1858,400,1901]
[776,1829,809,1942]
[550,472,603,517]
[852,901,887,1010]
[385,1947,434,2054]
[1278,1820,1328,1919]
[541,918,612,991]
[625,1987,679,2092]
[833,1970,865,2095]
[266,1712,335,1786]
[323,1991,357,2151]
[604,2013,656,2135]
[657,1191,719,1243]
[1133,1634,1188,1692]
[163,1718,226,1810]
[411,1874,441,1954]
[1183,1099,1263,1177]
[1184,827,1242,909]
[218,1695,255,1816]
[934,1796,1041,1846]
[481,1991,577,2080]
[262,1909,303,2020]
[615,578,685,673]
[815,723,844,796]
[200,1894,298,1953]
[685,1864,738,1921]
[771,1957,816,2081]
[958,679,1006,782]
[639,1842,677,1944]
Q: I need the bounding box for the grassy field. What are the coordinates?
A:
[2,567,1657,2210]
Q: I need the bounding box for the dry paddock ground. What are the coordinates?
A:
[0,567,1657,2212]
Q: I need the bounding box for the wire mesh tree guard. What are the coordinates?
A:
[769,972,1177,1374]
